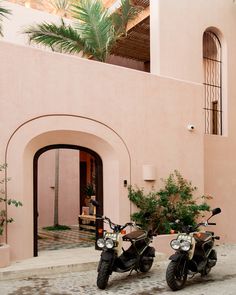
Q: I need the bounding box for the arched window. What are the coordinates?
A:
[203,31,222,135]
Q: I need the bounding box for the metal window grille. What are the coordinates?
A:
[203,31,222,135]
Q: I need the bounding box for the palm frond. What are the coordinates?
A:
[0,5,11,19]
[71,0,114,62]
[48,0,71,11]
[23,0,140,62]
[46,0,74,16]
[111,0,140,37]
[24,21,85,54]
[0,3,11,36]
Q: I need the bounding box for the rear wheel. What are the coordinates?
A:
[139,257,153,272]
[201,250,217,276]
[201,264,212,276]
[166,261,187,291]
[97,261,111,290]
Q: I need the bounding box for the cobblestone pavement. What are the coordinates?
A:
[1,245,236,295]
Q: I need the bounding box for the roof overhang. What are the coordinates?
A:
[111,0,150,62]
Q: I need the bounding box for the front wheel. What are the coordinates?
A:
[166,261,187,291]
[97,261,111,290]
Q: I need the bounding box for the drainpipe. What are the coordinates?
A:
[54,149,59,227]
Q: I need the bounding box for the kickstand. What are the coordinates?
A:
[128,268,138,276]
[189,273,195,279]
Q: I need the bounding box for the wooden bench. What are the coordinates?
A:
[78,214,96,231]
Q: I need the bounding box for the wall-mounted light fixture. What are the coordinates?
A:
[142,165,156,181]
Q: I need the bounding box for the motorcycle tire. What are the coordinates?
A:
[201,263,212,276]
[166,261,187,291]
[139,258,153,273]
[97,261,111,290]
[201,250,217,276]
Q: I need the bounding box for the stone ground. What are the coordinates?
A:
[38,227,94,251]
[1,244,236,295]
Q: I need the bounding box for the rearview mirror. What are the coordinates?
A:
[212,207,221,216]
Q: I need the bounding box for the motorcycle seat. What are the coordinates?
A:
[123,230,147,241]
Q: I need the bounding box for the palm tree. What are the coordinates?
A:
[46,0,74,17]
[0,2,11,36]
[24,0,139,62]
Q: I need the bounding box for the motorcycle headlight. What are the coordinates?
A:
[105,238,114,249]
[180,240,191,251]
[97,238,105,248]
[170,239,180,250]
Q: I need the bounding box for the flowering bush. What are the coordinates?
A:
[128,170,212,234]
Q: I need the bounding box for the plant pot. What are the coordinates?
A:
[0,243,10,268]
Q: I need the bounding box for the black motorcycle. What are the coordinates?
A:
[95,215,156,289]
[166,207,221,291]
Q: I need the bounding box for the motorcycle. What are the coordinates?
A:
[166,207,221,291]
[95,215,156,289]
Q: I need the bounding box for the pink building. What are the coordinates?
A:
[1,0,236,262]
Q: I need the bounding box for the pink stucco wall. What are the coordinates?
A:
[58,149,80,225]
[0,40,203,261]
[38,149,55,227]
[1,0,236,262]
[38,149,80,227]
[150,0,236,244]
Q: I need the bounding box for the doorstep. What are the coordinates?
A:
[0,246,167,281]
[0,247,100,281]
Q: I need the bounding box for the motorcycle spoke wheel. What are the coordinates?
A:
[166,261,187,291]
[97,261,111,290]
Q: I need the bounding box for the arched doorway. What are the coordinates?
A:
[33,144,103,256]
[6,115,131,261]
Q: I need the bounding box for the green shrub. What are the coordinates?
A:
[0,164,23,236]
[43,224,71,231]
[128,170,211,234]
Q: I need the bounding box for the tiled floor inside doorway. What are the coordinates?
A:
[38,225,95,251]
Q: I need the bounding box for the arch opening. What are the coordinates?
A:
[5,115,131,261]
[33,144,103,256]
[203,30,222,135]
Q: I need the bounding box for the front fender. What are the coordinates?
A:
[97,250,116,272]
[169,252,188,262]
[100,250,115,261]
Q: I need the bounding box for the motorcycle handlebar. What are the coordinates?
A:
[173,221,217,234]
[120,222,134,230]
[102,216,134,231]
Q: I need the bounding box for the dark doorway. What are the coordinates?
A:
[33,144,103,257]
[80,161,87,214]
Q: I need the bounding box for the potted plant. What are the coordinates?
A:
[83,182,96,215]
[0,164,22,267]
[128,170,212,254]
